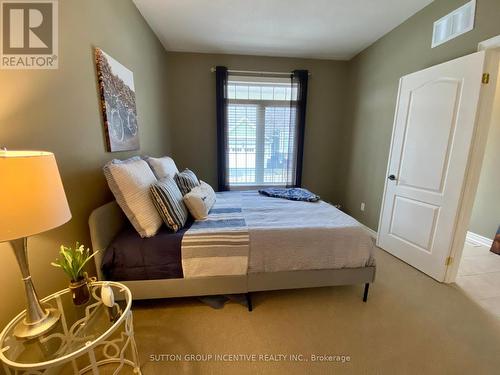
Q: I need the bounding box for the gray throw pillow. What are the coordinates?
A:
[150,176,188,232]
[174,169,200,196]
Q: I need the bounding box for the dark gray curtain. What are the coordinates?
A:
[215,66,229,191]
[292,70,309,187]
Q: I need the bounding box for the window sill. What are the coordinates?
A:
[228,184,291,191]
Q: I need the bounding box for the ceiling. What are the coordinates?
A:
[133,0,434,60]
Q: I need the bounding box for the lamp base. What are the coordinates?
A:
[10,238,61,340]
[13,307,61,340]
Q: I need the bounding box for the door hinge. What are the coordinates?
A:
[482,73,490,84]
[445,256,453,266]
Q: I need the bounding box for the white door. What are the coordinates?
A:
[377,51,486,281]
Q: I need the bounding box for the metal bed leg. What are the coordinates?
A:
[363,283,370,302]
[246,293,253,312]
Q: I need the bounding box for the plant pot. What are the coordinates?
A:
[69,278,90,305]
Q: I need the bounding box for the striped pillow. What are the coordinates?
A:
[150,176,188,232]
[174,169,200,196]
[103,157,162,238]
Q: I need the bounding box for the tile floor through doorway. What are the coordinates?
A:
[455,240,500,318]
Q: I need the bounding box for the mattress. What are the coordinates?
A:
[102,191,375,281]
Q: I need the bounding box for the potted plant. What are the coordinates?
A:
[51,243,98,305]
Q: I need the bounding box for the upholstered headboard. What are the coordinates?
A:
[88,201,126,280]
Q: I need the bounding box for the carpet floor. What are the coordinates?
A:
[131,248,500,375]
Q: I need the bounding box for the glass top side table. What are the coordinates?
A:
[0,281,141,374]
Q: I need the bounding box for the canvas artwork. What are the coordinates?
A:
[95,48,139,152]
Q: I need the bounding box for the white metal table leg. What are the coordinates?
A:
[87,348,99,375]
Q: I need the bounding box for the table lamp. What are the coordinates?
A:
[0,150,72,339]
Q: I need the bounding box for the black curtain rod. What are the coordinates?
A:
[209,68,311,77]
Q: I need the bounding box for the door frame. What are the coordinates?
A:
[444,37,500,282]
[375,35,500,283]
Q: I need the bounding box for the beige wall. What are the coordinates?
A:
[342,0,500,232]
[0,0,171,327]
[166,52,349,203]
[1,0,499,333]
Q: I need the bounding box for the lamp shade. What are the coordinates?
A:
[0,151,71,242]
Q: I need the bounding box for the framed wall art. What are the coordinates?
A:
[95,48,139,152]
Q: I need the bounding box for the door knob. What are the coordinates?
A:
[388,174,397,181]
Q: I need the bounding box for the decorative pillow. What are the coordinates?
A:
[103,157,162,238]
[150,176,188,232]
[174,169,200,196]
[144,156,179,180]
[183,181,216,220]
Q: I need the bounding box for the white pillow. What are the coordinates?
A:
[183,181,216,220]
[144,156,179,180]
[103,157,162,238]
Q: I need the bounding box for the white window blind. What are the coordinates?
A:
[226,75,298,187]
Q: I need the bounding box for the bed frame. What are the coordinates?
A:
[89,201,376,310]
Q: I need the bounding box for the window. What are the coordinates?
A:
[216,67,308,191]
[226,76,298,187]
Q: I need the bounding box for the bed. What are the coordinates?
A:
[89,191,376,309]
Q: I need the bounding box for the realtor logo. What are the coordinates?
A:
[1,0,58,69]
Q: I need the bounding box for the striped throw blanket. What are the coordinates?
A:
[181,193,249,278]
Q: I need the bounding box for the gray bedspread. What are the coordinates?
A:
[240,191,375,273]
[104,190,375,281]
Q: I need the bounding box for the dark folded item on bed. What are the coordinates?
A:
[102,220,192,281]
[258,187,320,202]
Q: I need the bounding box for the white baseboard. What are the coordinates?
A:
[359,227,490,247]
[361,224,377,239]
[466,231,493,247]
